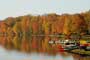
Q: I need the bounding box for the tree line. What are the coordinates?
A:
[0,11,90,36]
[0,11,90,54]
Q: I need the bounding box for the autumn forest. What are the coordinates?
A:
[0,11,90,55]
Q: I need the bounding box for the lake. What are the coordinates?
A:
[0,36,90,60]
[0,46,74,60]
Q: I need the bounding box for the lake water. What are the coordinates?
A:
[0,36,90,60]
[0,46,74,60]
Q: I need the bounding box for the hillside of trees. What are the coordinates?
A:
[0,11,90,54]
[0,11,90,36]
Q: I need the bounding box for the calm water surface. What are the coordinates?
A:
[0,46,74,60]
[0,36,90,60]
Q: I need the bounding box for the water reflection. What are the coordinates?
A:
[0,35,63,55]
[0,46,74,60]
[0,35,90,60]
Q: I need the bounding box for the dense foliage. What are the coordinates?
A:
[0,11,90,54]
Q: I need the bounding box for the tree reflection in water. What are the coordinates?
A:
[0,35,61,55]
[0,35,90,60]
